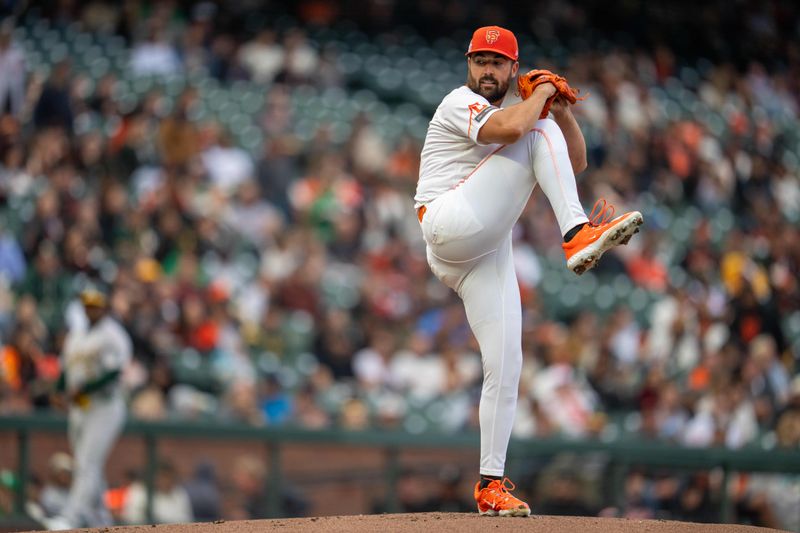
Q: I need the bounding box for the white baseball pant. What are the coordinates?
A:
[61,396,126,527]
[419,118,588,476]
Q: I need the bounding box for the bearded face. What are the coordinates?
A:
[466,53,516,104]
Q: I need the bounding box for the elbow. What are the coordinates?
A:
[501,125,526,145]
[480,119,526,145]
[572,150,588,174]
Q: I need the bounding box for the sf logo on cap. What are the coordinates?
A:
[486,29,500,44]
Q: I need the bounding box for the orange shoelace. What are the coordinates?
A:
[485,478,519,504]
[588,198,616,226]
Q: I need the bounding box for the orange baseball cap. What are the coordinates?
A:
[465,26,518,61]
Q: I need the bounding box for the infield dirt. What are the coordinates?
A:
[22,513,789,532]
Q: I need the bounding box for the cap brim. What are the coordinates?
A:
[80,293,107,307]
[465,48,517,61]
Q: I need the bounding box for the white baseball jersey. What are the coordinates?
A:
[415,82,589,476]
[62,316,132,397]
[414,86,502,208]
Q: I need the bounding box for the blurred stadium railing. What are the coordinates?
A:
[2,413,800,525]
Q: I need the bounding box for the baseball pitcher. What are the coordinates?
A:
[414,26,642,516]
[48,285,132,529]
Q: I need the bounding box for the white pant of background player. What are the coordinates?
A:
[419,118,587,476]
[60,396,126,527]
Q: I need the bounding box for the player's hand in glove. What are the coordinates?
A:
[70,391,91,409]
[548,96,572,117]
[517,69,586,119]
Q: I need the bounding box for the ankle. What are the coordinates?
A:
[563,223,586,243]
[479,475,501,489]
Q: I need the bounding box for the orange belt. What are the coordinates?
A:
[417,205,427,223]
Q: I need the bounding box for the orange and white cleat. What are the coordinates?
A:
[474,478,531,517]
[562,199,643,275]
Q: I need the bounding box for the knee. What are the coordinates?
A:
[485,379,519,400]
[531,118,566,143]
[483,358,522,394]
[522,118,568,159]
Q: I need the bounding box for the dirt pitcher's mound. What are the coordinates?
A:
[27,513,788,533]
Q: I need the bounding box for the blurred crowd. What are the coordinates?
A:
[1,0,799,529]
[6,450,308,524]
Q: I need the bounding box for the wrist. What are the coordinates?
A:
[533,85,556,99]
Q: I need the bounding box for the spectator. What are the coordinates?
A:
[275,29,318,85]
[238,29,284,84]
[201,125,256,195]
[347,113,388,178]
[157,88,200,170]
[122,461,194,525]
[618,471,655,519]
[627,236,668,292]
[747,334,791,410]
[257,135,300,219]
[292,382,331,429]
[533,363,603,438]
[339,397,370,430]
[653,382,689,442]
[605,306,642,369]
[104,470,138,525]
[0,223,25,284]
[39,452,72,518]
[730,284,785,352]
[0,326,48,409]
[259,375,292,425]
[675,473,716,523]
[183,461,221,522]
[422,466,473,513]
[645,286,702,371]
[223,180,283,249]
[0,141,34,200]
[207,34,241,82]
[220,381,264,426]
[0,21,25,118]
[684,381,758,449]
[537,469,598,517]
[371,469,430,514]
[179,20,211,76]
[228,455,307,519]
[130,27,182,77]
[352,327,396,391]
[313,308,360,379]
[32,60,73,134]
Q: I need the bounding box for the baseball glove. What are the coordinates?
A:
[72,392,91,409]
[517,69,586,119]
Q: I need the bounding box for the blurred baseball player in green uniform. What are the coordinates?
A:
[46,285,132,530]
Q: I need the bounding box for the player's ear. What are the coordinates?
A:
[511,61,519,77]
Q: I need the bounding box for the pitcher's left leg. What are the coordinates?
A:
[456,235,530,516]
[458,235,521,476]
